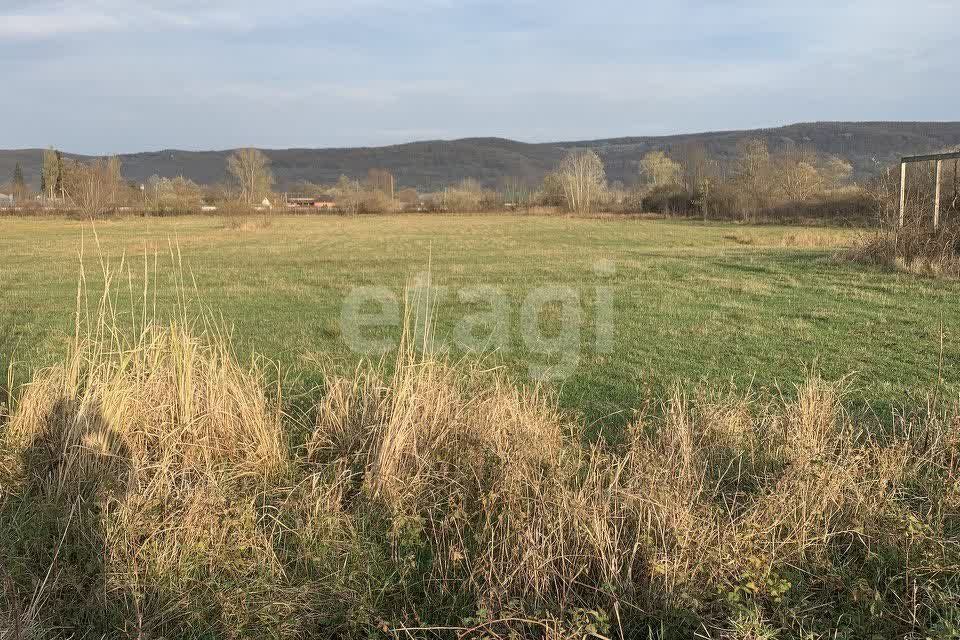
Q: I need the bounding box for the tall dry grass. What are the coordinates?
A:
[1,247,959,638]
[0,247,290,637]
[847,223,960,277]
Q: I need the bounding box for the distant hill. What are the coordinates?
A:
[3,122,960,193]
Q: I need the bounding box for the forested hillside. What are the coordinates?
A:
[3,122,959,192]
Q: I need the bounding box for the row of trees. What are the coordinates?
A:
[6,142,878,221]
[10,149,129,216]
[3,148,276,216]
[531,139,861,219]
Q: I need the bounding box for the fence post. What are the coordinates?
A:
[899,161,907,228]
[934,159,942,230]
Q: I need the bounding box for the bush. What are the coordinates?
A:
[441,179,487,212]
[642,184,695,215]
[759,186,876,224]
[633,183,876,224]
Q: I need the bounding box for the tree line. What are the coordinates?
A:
[5,140,941,224]
[2,148,278,216]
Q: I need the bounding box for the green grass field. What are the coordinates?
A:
[1,214,957,426]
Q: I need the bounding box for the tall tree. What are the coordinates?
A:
[60,156,124,217]
[54,150,64,198]
[12,163,25,187]
[556,149,606,214]
[226,148,274,205]
[675,142,718,192]
[734,138,774,216]
[42,147,61,199]
[11,163,27,200]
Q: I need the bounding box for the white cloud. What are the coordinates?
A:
[0,0,957,152]
[0,9,121,38]
[0,0,454,39]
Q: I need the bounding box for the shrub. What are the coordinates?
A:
[642,184,695,215]
[442,179,489,212]
[760,186,875,224]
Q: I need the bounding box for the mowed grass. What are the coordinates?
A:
[1,214,957,427]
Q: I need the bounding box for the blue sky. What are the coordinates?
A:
[1,0,957,154]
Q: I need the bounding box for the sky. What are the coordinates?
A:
[1,0,957,154]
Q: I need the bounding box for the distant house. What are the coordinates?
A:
[283,194,338,210]
[0,193,13,207]
[400,200,427,212]
[312,195,337,210]
[286,197,315,208]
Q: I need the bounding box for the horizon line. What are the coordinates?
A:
[3,120,959,157]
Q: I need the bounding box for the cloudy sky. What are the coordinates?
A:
[1,0,957,154]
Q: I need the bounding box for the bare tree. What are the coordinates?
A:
[61,157,124,216]
[227,148,274,205]
[333,175,362,214]
[443,178,486,212]
[820,155,853,190]
[557,149,606,214]
[771,147,853,203]
[733,138,775,217]
[148,175,204,213]
[772,147,822,202]
[639,151,682,188]
[104,156,123,206]
[366,169,395,199]
[331,174,401,214]
[675,142,718,192]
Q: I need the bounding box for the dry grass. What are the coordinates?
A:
[847,224,960,277]
[1,256,959,638]
[219,214,274,231]
[724,229,852,248]
[0,252,289,637]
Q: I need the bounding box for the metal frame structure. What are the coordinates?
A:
[899,150,960,229]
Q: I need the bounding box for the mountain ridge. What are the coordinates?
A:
[3,121,960,193]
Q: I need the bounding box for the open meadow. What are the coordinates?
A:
[3,214,960,638]
[1,214,957,425]
[5,0,960,634]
